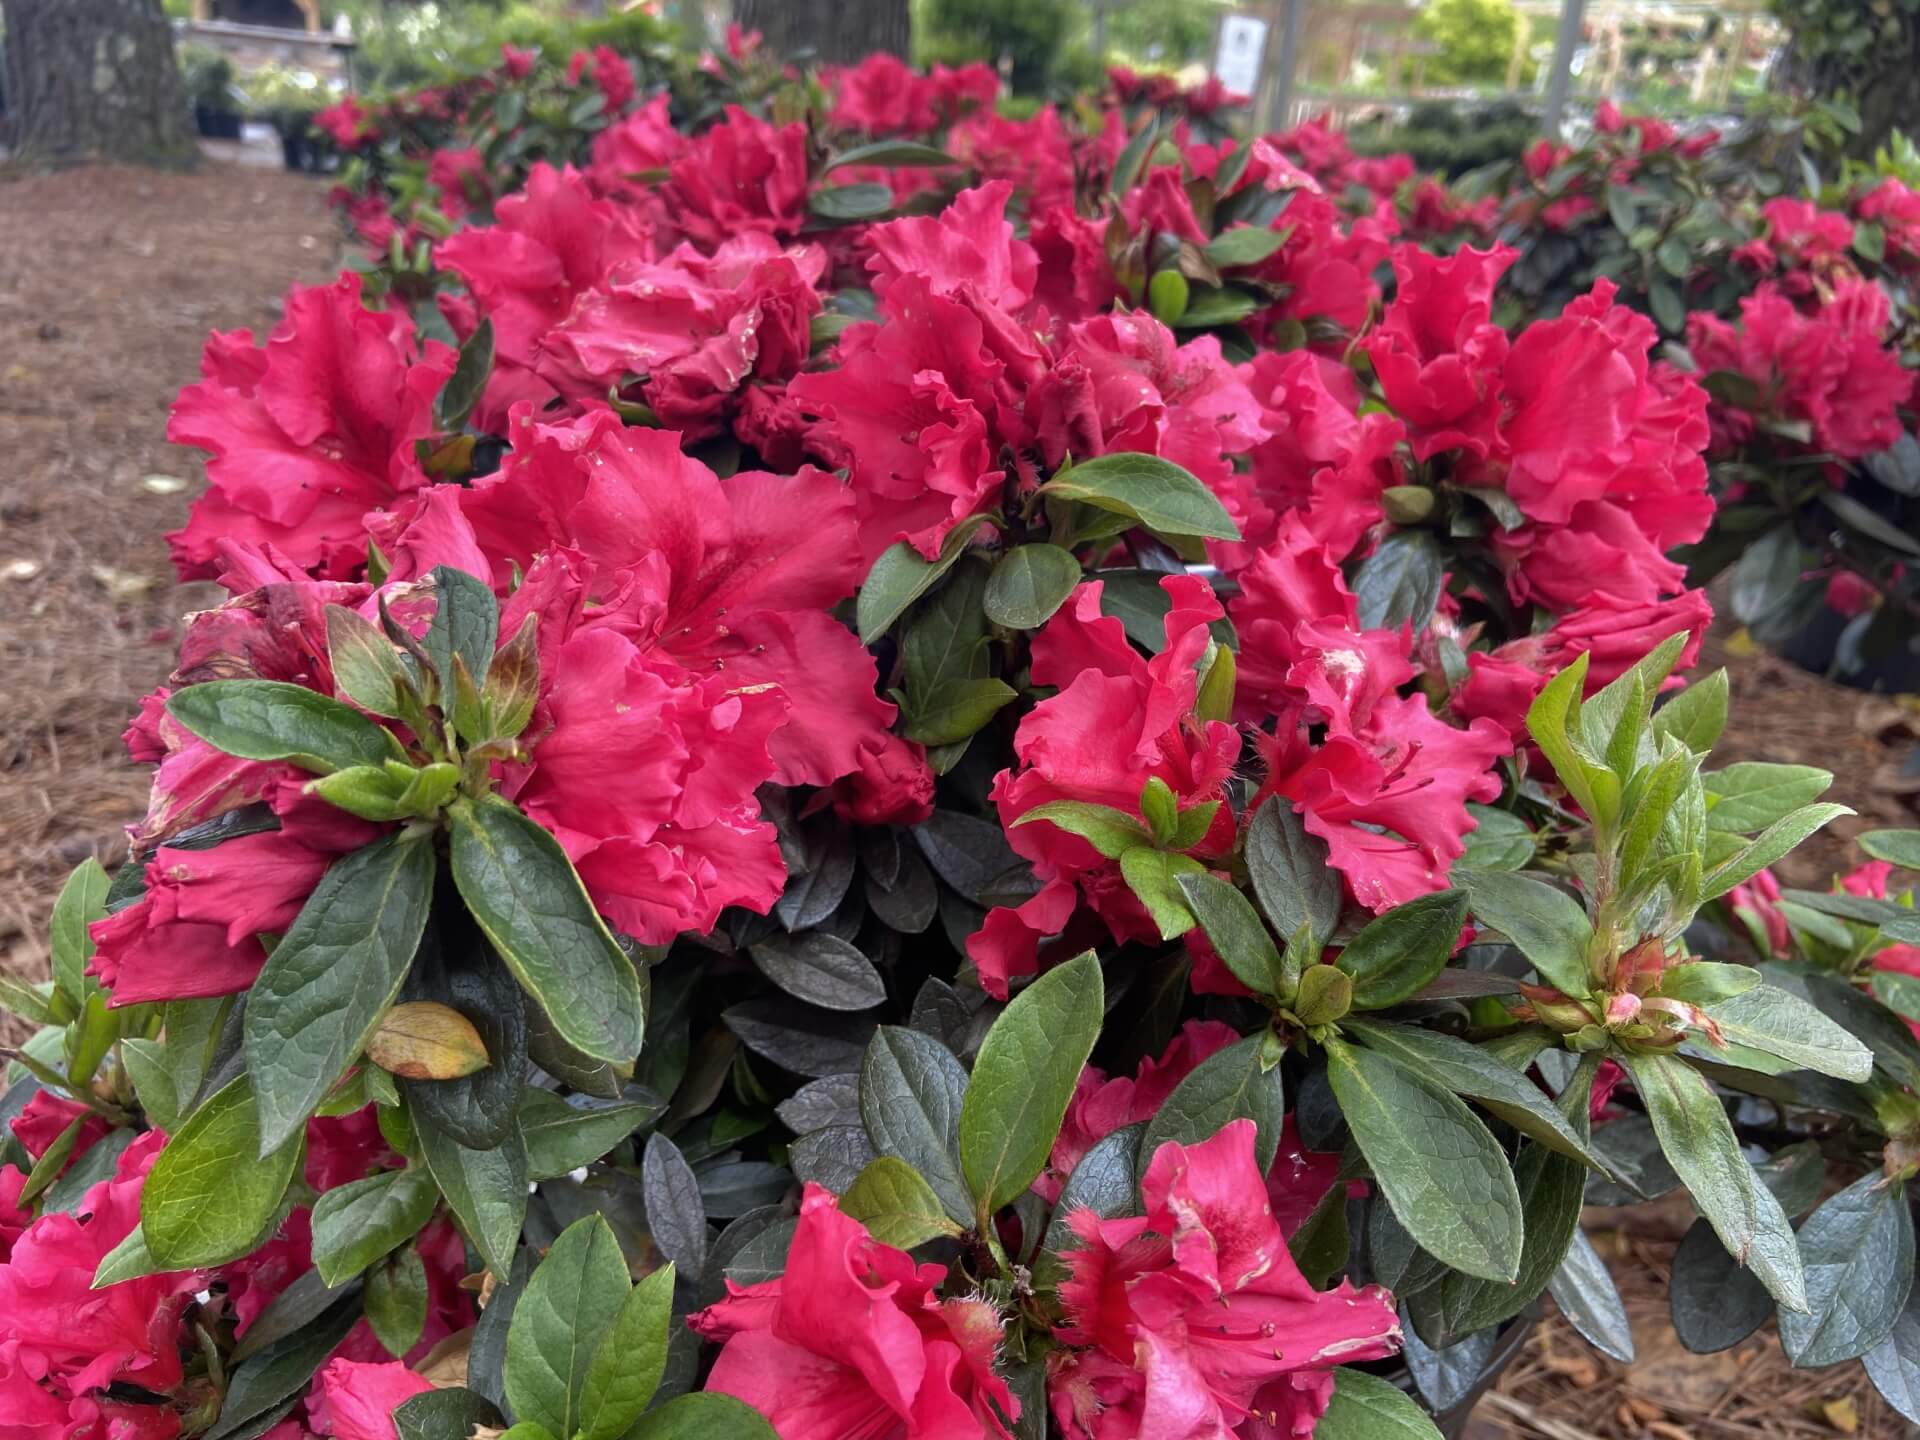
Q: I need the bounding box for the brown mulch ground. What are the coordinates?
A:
[1,159,1917,1436]
[0,158,338,1005]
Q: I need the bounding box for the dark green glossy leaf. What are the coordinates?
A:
[859,1026,972,1225]
[449,795,643,1064]
[1336,891,1466,1010]
[245,833,436,1153]
[1778,1175,1914,1367]
[167,680,396,774]
[958,951,1103,1217]
[309,1166,439,1286]
[1326,1038,1523,1284]
[1139,1033,1285,1177]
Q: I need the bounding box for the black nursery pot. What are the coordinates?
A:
[1384,1310,1541,1438]
[1773,599,1920,693]
[279,131,307,171]
[194,105,243,140]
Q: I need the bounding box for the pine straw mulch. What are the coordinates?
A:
[1476,1207,1917,1439]
[0,158,338,1037]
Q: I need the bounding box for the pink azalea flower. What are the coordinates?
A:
[691,1185,1017,1440]
[970,575,1241,996]
[1049,1120,1399,1439]
[166,275,454,581]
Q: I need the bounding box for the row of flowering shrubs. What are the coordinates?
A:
[5,31,1920,1440]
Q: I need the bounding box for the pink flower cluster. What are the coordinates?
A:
[0,1111,468,1438]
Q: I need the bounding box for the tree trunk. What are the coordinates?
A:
[735,0,910,65]
[1773,11,1920,162]
[1,0,197,167]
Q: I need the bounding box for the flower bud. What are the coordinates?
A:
[1147,269,1190,325]
[1381,485,1436,525]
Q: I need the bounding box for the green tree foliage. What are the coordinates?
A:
[915,0,1072,93]
[1412,0,1521,87]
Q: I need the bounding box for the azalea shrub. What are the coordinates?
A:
[7,38,1920,1440]
[1445,97,1920,687]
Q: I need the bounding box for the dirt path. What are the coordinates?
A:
[0,160,339,998]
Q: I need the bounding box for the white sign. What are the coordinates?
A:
[1214,13,1269,97]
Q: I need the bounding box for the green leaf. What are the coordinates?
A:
[1176,872,1285,996]
[424,565,499,694]
[1873,971,1920,1024]
[1550,1228,1636,1364]
[827,140,958,169]
[518,1089,649,1181]
[365,1244,429,1357]
[1703,803,1853,901]
[1336,890,1467,1010]
[1705,763,1834,832]
[809,182,894,221]
[1352,531,1444,632]
[1139,1032,1286,1175]
[1409,1132,1586,1343]
[1325,1038,1523,1283]
[751,932,885,1012]
[1293,964,1352,1025]
[1621,1051,1805,1312]
[1040,453,1241,542]
[627,1393,779,1440]
[1203,225,1289,266]
[207,1293,362,1440]
[166,680,397,774]
[959,951,1103,1218]
[855,517,986,644]
[1315,1367,1444,1440]
[142,1074,303,1268]
[1139,778,1174,846]
[246,833,437,1154]
[18,1115,89,1207]
[417,1110,528,1281]
[1778,1175,1914,1368]
[902,676,1017,746]
[1860,829,1920,870]
[1043,1123,1143,1254]
[1654,962,1760,1007]
[435,316,495,432]
[1173,288,1261,328]
[860,1026,973,1226]
[1015,800,1154,860]
[1245,796,1341,943]
[1652,669,1729,754]
[641,1132,706,1275]
[1702,983,1874,1081]
[1650,277,1685,333]
[0,975,54,1026]
[309,1166,439,1285]
[92,1224,168,1289]
[1286,1180,1352,1290]
[1865,1287,1920,1424]
[983,544,1081,629]
[325,604,407,718]
[448,795,644,1064]
[393,1390,505,1440]
[1459,869,1594,998]
[1855,219,1888,263]
[577,1263,676,1440]
[505,1215,634,1440]
[1109,115,1160,196]
[1117,848,1205,940]
[49,858,109,1005]
[1344,1021,1605,1168]
[840,1156,964,1248]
